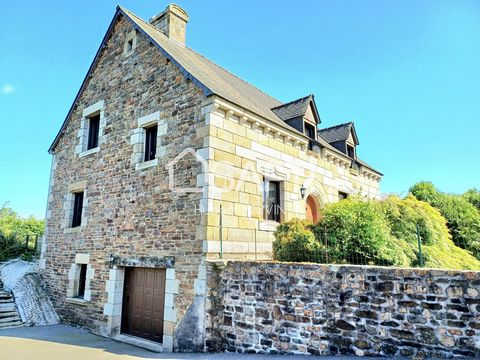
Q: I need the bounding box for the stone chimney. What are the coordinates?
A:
[149,4,189,46]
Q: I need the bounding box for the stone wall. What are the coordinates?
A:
[206,261,480,358]
[0,260,59,326]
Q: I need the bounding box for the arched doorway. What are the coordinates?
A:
[306,195,319,223]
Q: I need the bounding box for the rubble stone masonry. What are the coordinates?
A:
[206,261,480,358]
[42,16,207,349]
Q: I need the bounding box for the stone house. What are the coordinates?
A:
[40,4,382,352]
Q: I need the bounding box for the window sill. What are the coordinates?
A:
[65,297,88,306]
[79,147,100,158]
[64,226,83,234]
[135,158,158,171]
[259,220,280,232]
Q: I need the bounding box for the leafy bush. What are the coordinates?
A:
[0,203,44,252]
[0,231,26,262]
[311,198,405,266]
[380,195,480,270]
[273,193,480,270]
[410,182,480,259]
[273,219,323,262]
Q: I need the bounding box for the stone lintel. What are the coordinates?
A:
[109,254,175,269]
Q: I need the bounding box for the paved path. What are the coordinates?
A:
[0,324,412,360]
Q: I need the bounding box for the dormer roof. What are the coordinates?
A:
[271,94,320,124]
[318,122,359,146]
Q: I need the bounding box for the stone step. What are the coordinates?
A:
[0,306,16,313]
[0,315,21,323]
[0,321,23,329]
[0,311,18,318]
[0,299,13,304]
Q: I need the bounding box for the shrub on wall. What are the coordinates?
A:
[273,219,323,262]
[410,182,480,259]
[272,194,480,270]
[311,198,406,266]
[380,195,480,270]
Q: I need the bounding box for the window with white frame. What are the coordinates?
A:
[63,181,87,231]
[131,111,167,171]
[66,254,94,302]
[124,30,137,55]
[76,100,105,157]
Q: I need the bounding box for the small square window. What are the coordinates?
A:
[87,114,100,150]
[144,125,158,162]
[72,192,84,228]
[126,39,133,53]
[76,264,87,298]
[339,191,349,201]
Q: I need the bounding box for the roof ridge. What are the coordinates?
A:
[121,6,283,106]
[271,94,313,110]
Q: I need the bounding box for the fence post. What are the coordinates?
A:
[416,223,424,267]
[34,235,38,254]
[25,235,30,251]
[324,226,328,264]
[219,203,223,260]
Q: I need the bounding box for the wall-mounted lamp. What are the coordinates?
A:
[300,186,306,199]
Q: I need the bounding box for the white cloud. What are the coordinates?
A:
[1,84,14,94]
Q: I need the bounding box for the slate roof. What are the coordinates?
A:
[318,122,359,145]
[271,95,313,121]
[121,7,289,128]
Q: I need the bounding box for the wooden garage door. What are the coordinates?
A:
[121,267,166,343]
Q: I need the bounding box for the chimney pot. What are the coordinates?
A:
[149,4,189,46]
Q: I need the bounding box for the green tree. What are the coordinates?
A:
[410,182,480,259]
[0,203,44,244]
[464,188,480,211]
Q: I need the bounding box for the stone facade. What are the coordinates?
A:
[206,261,480,358]
[200,99,381,260]
[41,15,207,351]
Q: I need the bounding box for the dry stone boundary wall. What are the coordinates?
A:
[205,261,480,358]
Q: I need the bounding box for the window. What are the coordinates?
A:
[126,39,133,53]
[263,178,281,222]
[87,114,100,150]
[72,192,84,228]
[144,125,158,162]
[339,191,349,201]
[77,264,87,298]
[305,123,316,140]
[124,31,137,55]
[347,145,355,159]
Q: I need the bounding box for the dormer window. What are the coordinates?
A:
[347,144,355,159]
[305,123,316,140]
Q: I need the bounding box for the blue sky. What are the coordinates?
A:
[0,1,479,218]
